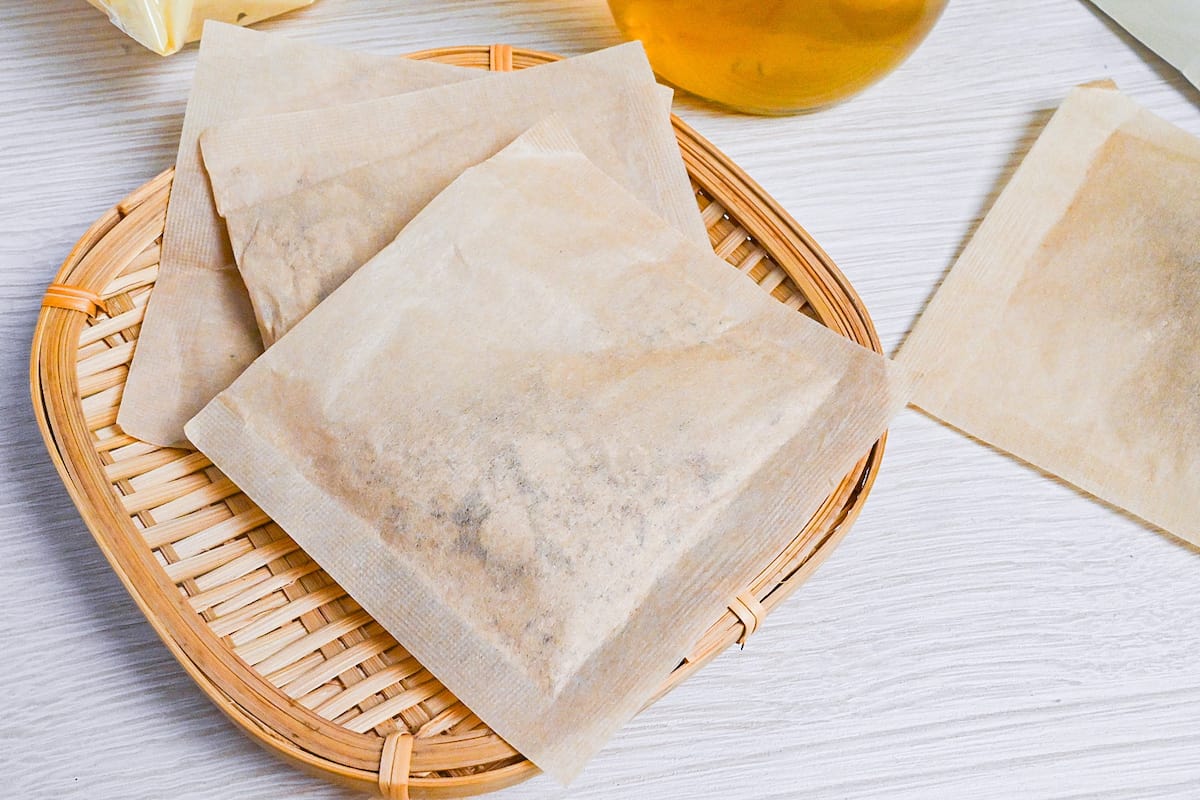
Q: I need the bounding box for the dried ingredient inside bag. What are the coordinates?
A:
[120,22,477,447]
[187,120,905,783]
[899,86,1200,546]
[199,44,702,345]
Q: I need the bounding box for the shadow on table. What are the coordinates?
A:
[891,104,1055,353]
[905,405,1200,560]
[1078,0,1200,109]
[0,0,187,89]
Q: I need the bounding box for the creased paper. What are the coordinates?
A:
[199,44,700,345]
[120,22,475,447]
[899,85,1200,545]
[186,120,905,783]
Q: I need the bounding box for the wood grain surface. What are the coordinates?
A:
[3,1,1199,798]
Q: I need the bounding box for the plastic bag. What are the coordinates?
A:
[87,0,316,55]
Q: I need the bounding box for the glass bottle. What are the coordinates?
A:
[608,0,948,114]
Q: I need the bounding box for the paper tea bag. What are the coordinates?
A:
[199,52,698,345]
[186,120,906,782]
[121,22,475,447]
[899,86,1200,546]
[197,44,693,235]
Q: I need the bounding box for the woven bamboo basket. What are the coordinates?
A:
[30,44,886,799]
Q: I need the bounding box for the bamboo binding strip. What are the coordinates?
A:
[30,45,886,799]
[42,283,108,316]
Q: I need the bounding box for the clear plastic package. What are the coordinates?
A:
[87,0,316,55]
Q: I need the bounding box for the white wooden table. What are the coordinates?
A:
[3,1,1199,797]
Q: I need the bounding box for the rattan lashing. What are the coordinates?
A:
[30,44,886,798]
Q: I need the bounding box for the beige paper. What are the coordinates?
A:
[899,86,1200,545]
[200,57,697,346]
[186,121,905,782]
[198,43,695,234]
[120,22,475,447]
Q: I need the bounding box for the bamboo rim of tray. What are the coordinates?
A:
[30,44,886,799]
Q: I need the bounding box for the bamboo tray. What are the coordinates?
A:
[30,44,886,799]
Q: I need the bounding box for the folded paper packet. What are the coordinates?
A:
[186,120,906,782]
[1088,0,1200,90]
[899,86,1200,546]
[196,43,692,233]
[121,22,477,447]
[199,50,699,346]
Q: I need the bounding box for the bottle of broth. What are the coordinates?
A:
[607,0,947,114]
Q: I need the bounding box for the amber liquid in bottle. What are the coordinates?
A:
[608,0,947,114]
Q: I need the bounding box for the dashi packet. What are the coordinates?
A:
[198,44,699,345]
[186,120,905,783]
[899,86,1200,546]
[121,22,475,446]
